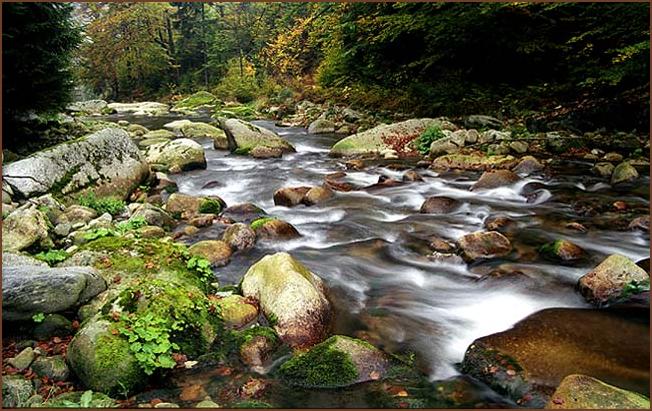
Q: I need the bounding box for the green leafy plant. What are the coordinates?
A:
[47,389,117,408]
[118,312,180,375]
[414,124,446,155]
[34,249,69,266]
[32,312,46,323]
[198,198,223,214]
[186,256,214,284]
[83,227,115,241]
[78,193,126,216]
[115,216,148,234]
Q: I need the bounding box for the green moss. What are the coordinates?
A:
[50,164,81,196]
[250,217,277,230]
[174,91,217,110]
[198,198,223,214]
[230,400,274,408]
[278,336,358,388]
[233,147,252,155]
[414,124,445,155]
[236,326,279,347]
[92,332,146,395]
[620,278,650,300]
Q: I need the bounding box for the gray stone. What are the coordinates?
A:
[130,203,175,228]
[2,208,52,252]
[145,138,207,173]
[31,355,70,381]
[219,118,295,154]
[33,314,73,340]
[2,375,34,408]
[54,223,72,237]
[308,118,335,134]
[2,252,47,268]
[7,347,36,370]
[465,115,502,130]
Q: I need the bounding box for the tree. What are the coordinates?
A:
[3,2,81,117]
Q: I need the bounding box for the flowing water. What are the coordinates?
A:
[104,115,650,407]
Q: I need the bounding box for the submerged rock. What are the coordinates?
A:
[629,215,650,232]
[577,254,649,306]
[279,335,390,388]
[3,128,149,201]
[2,207,52,252]
[471,170,520,191]
[457,231,511,262]
[145,138,207,173]
[461,307,649,407]
[546,374,650,409]
[241,252,331,349]
[219,118,295,155]
[420,196,460,214]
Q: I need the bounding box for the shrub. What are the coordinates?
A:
[78,193,125,216]
[414,124,446,155]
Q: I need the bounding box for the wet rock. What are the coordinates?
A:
[345,159,366,170]
[3,128,149,201]
[254,219,300,240]
[603,152,624,162]
[402,170,423,182]
[250,146,283,159]
[457,231,511,262]
[303,185,334,206]
[219,118,295,154]
[8,347,36,370]
[471,170,520,191]
[539,239,585,262]
[367,175,402,189]
[428,236,456,253]
[429,252,465,264]
[180,122,227,148]
[2,208,52,252]
[484,215,514,232]
[214,295,258,329]
[509,140,529,154]
[145,138,207,173]
[67,318,146,395]
[465,115,502,130]
[273,187,311,207]
[2,375,34,408]
[461,307,649,407]
[222,223,256,251]
[629,215,650,232]
[330,118,451,158]
[188,240,232,267]
[565,222,588,232]
[31,355,70,381]
[220,203,267,224]
[188,213,215,228]
[611,162,639,185]
[577,254,649,306]
[33,314,73,340]
[546,374,650,409]
[239,327,279,368]
[127,124,149,137]
[592,162,614,178]
[241,252,331,349]
[279,335,390,388]
[166,193,225,219]
[308,118,335,134]
[130,203,175,228]
[138,225,166,239]
[513,155,544,175]
[3,265,106,321]
[420,196,460,214]
[431,154,517,171]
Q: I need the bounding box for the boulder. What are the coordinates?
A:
[129,203,175,228]
[603,152,624,162]
[513,156,544,175]
[241,252,331,348]
[188,240,232,267]
[420,196,460,214]
[145,138,207,173]
[546,374,650,409]
[166,193,225,219]
[220,203,267,224]
[461,307,649,407]
[219,118,295,154]
[250,146,283,159]
[3,265,106,321]
[429,136,464,156]
[279,335,390,388]
[592,162,614,178]
[173,91,218,111]
[222,223,256,251]
[464,115,502,130]
[308,119,335,134]
[180,122,228,149]
[457,231,511,261]
[141,129,175,141]
[273,187,311,207]
[107,101,169,116]
[7,347,36,370]
[33,313,74,340]
[2,252,47,268]
[31,355,70,381]
[3,128,149,201]
[302,186,334,206]
[539,239,585,262]
[2,375,34,408]
[66,99,109,115]
[67,318,146,395]
[214,295,258,329]
[471,170,520,191]
[402,170,423,182]
[342,108,362,123]
[577,254,649,306]
[2,208,52,252]
[239,327,279,368]
[163,119,193,133]
[254,219,301,240]
[509,140,529,154]
[431,154,517,171]
[126,124,149,137]
[331,118,451,158]
[611,162,639,185]
[59,205,98,225]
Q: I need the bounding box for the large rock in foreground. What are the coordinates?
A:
[145,138,206,173]
[241,252,331,349]
[461,307,649,407]
[219,118,295,154]
[3,265,106,321]
[330,118,444,158]
[3,128,149,200]
[577,254,649,306]
[546,374,649,409]
[279,335,390,388]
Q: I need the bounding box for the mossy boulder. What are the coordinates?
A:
[308,118,335,134]
[611,162,639,185]
[173,91,218,111]
[2,207,52,252]
[129,203,175,228]
[214,295,258,329]
[457,231,511,262]
[431,154,517,171]
[166,193,225,219]
[461,307,649,407]
[278,335,390,388]
[67,317,146,395]
[241,252,331,349]
[539,240,585,262]
[188,240,232,267]
[181,122,228,149]
[219,118,295,155]
[546,374,650,409]
[145,138,207,174]
[577,254,649,306]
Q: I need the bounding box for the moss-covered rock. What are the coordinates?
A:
[2,375,34,408]
[241,252,331,349]
[2,207,53,252]
[546,374,650,409]
[181,122,228,149]
[145,138,206,174]
[166,193,225,220]
[237,326,280,368]
[577,254,649,306]
[279,335,390,388]
[539,239,585,262]
[431,153,517,171]
[129,203,175,228]
[213,294,258,329]
[219,118,295,155]
[221,203,268,224]
[253,219,300,240]
[173,91,218,111]
[188,240,232,267]
[611,162,639,185]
